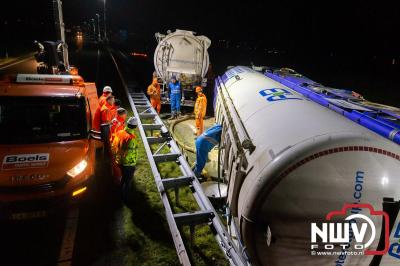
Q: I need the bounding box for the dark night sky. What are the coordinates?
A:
[0,0,399,55]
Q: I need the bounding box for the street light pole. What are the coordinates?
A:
[4,20,8,59]
[91,19,96,40]
[103,0,107,40]
[96,13,101,41]
[53,0,69,69]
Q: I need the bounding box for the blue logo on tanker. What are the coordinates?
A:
[221,67,247,83]
[389,223,400,259]
[259,88,302,102]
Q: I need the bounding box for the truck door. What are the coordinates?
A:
[84,82,99,119]
[84,82,102,152]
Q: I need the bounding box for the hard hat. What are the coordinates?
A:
[117,107,127,115]
[103,86,112,93]
[70,66,79,75]
[195,86,202,93]
[127,117,138,128]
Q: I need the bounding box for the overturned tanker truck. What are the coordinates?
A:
[154,29,211,106]
[213,66,400,265]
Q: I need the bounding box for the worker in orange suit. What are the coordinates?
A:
[147,78,161,113]
[110,98,121,119]
[110,107,127,184]
[194,86,207,136]
[110,108,127,142]
[100,95,115,125]
[111,117,139,202]
[99,86,113,106]
[93,95,115,131]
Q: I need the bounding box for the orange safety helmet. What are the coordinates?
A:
[195,86,202,93]
[69,66,79,75]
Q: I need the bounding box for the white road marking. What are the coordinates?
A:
[0,57,33,70]
[57,207,80,266]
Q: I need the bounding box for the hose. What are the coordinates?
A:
[168,115,214,178]
[217,141,222,198]
[168,114,196,153]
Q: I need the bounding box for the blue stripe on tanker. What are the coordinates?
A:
[264,70,400,145]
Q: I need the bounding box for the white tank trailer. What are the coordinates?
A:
[214,66,400,265]
[154,29,211,104]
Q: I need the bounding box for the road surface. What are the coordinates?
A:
[0,56,37,75]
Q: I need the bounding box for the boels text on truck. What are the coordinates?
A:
[0,74,100,220]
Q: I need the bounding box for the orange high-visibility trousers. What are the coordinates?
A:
[196,116,204,136]
[151,98,161,113]
[112,159,122,185]
[194,93,207,136]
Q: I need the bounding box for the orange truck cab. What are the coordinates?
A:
[0,74,100,220]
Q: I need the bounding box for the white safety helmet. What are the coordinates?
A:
[127,117,138,128]
[103,86,112,93]
[117,107,127,115]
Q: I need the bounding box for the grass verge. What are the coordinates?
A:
[118,111,228,265]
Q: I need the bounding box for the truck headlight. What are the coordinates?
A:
[67,159,88,178]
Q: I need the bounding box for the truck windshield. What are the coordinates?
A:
[0,96,88,144]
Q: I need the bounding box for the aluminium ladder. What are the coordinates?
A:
[126,91,247,266]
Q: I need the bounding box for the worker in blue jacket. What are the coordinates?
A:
[168,75,182,119]
[194,124,222,176]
